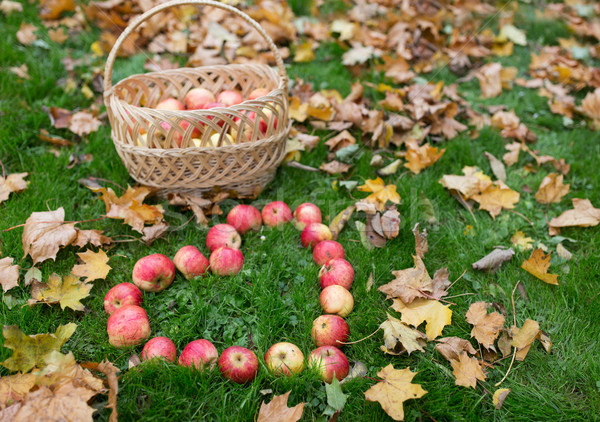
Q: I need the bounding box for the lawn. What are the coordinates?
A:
[1,0,599,421]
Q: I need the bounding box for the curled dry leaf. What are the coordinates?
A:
[365,214,386,248]
[71,249,111,282]
[329,205,355,240]
[341,361,367,384]
[22,207,78,265]
[325,130,356,152]
[0,372,36,408]
[364,365,427,422]
[412,223,428,259]
[435,337,477,362]
[0,257,19,293]
[391,298,452,340]
[29,274,93,311]
[465,302,505,349]
[257,391,305,422]
[0,172,28,203]
[493,388,511,409]
[471,248,515,271]
[521,249,558,285]
[581,88,600,129]
[141,222,170,245]
[548,198,600,235]
[450,352,486,389]
[380,208,400,239]
[534,173,570,204]
[379,255,432,303]
[295,133,319,151]
[380,314,427,355]
[81,360,120,422]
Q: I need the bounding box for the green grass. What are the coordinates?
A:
[1,1,600,421]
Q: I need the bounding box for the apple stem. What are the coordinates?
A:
[338,327,380,345]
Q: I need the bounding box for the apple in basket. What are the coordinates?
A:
[217,90,244,107]
[185,88,216,110]
[155,97,185,111]
[248,88,270,100]
[173,120,202,147]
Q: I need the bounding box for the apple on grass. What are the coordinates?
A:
[107,305,151,348]
[313,240,345,266]
[210,247,244,276]
[264,342,305,376]
[156,98,185,111]
[308,346,350,383]
[227,204,262,234]
[319,258,355,290]
[217,90,244,106]
[184,88,216,110]
[179,339,219,370]
[219,346,259,383]
[293,203,322,230]
[141,337,177,362]
[104,282,143,315]
[173,246,209,279]
[206,224,241,252]
[132,254,175,292]
[301,223,333,249]
[311,315,349,348]
[261,201,292,227]
[320,285,354,317]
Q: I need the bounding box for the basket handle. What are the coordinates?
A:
[103,0,288,95]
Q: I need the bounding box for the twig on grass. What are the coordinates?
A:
[508,209,533,226]
[286,161,319,172]
[447,268,468,291]
[495,281,521,387]
[338,327,381,345]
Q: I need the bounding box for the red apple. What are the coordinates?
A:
[185,88,216,110]
[261,201,292,227]
[308,346,350,383]
[141,337,177,362]
[248,88,270,100]
[311,315,349,348]
[313,240,345,266]
[104,282,143,315]
[320,285,354,317]
[206,224,241,252]
[178,339,219,370]
[173,246,209,279]
[204,102,226,127]
[301,223,333,249]
[217,90,244,106]
[293,203,322,230]
[173,120,202,147]
[132,254,176,292]
[156,98,185,111]
[260,107,278,134]
[107,305,151,347]
[227,204,262,234]
[219,346,259,383]
[319,258,355,290]
[210,247,244,276]
[264,342,305,376]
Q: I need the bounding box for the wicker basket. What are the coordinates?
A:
[103,0,289,197]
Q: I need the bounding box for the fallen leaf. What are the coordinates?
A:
[355,221,373,251]
[325,130,356,152]
[289,97,308,122]
[493,388,511,409]
[391,298,452,339]
[404,144,445,175]
[465,302,505,349]
[23,267,41,286]
[497,24,527,46]
[380,314,427,355]
[581,88,600,129]
[0,0,22,14]
[38,129,72,146]
[48,28,69,43]
[22,207,78,264]
[0,173,29,203]
[47,107,73,129]
[358,177,401,212]
[365,214,386,248]
[484,152,506,182]
[320,161,352,175]
[475,63,502,98]
[306,93,334,121]
[81,360,119,422]
[0,373,36,407]
[16,23,37,46]
[257,391,304,422]
[510,319,540,361]
[342,43,380,66]
[379,255,432,303]
[0,257,19,293]
[341,361,367,384]
[73,229,112,248]
[521,249,558,285]
[324,376,347,417]
[435,337,477,362]
[331,20,356,41]
[534,173,570,204]
[364,365,427,421]
[471,248,515,271]
[1,323,77,372]
[510,231,534,251]
[377,159,402,177]
[69,112,102,137]
[29,274,93,311]
[503,142,521,166]
[141,222,169,245]
[40,0,75,20]
[380,208,400,239]
[9,64,30,80]
[450,352,486,389]
[71,250,111,282]
[295,133,319,151]
[329,205,355,240]
[556,243,572,260]
[431,268,451,300]
[293,41,315,63]
[412,223,428,259]
[548,198,600,235]
[471,182,520,219]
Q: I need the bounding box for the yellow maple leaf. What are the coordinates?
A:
[293,41,315,63]
[510,319,541,361]
[450,352,486,389]
[521,249,558,285]
[29,274,93,311]
[404,144,445,174]
[471,182,520,219]
[358,177,401,212]
[306,93,334,121]
[534,173,570,204]
[510,230,534,251]
[289,96,308,122]
[465,302,505,349]
[364,364,427,421]
[71,249,111,282]
[391,298,452,339]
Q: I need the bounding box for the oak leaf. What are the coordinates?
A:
[364,365,427,421]
[71,250,111,282]
[380,314,427,355]
[357,177,401,212]
[0,173,28,203]
[471,182,520,219]
[465,302,505,349]
[450,352,486,389]
[548,198,600,235]
[391,298,452,339]
[22,208,77,264]
[29,274,93,311]
[404,144,445,175]
[535,173,570,204]
[0,257,19,293]
[257,391,304,422]
[521,249,558,285]
[435,337,477,362]
[1,323,77,372]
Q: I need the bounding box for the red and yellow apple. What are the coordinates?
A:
[219,346,259,383]
[261,201,292,227]
[184,88,216,110]
[132,254,176,292]
[178,339,219,370]
[156,97,185,111]
[319,258,355,290]
[247,88,270,100]
[210,247,244,276]
[301,223,333,249]
[293,203,322,230]
[308,346,350,383]
[313,240,345,266]
[141,337,177,362]
[319,285,354,317]
[227,204,262,234]
[217,90,244,106]
[264,342,305,376]
[206,224,241,252]
[173,246,209,279]
[311,315,349,348]
[107,305,151,347]
[104,282,143,315]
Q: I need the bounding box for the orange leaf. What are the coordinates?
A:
[534,173,570,204]
[521,249,558,285]
[404,144,445,174]
[471,182,519,219]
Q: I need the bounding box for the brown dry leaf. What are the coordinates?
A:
[81,360,120,422]
[0,257,19,293]
[404,144,445,175]
[0,172,28,203]
[22,207,77,264]
[365,214,387,248]
[342,43,380,66]
[431,268,451,300]
[9,64,30,80]
[521,249,558,285]
[47,107,73,129]
[471,182,520,219]
[72,229,112,248]
[380,314,427,355]
[0,373,36,408]
[16,23,37,46]
[475,63,502,98]
[48,28,69,44]
[257,391,304,422]
[471,248,515,271]
[465,302,505,349]
[391,298,452,340]
[324,130,356,152]
[40,0,75,19]
[329,205,355,240]
[548,198,600,235]
[69,112,101,137]
[484,152,506,182]
[435,337,477,362]
[581,88,600,129]
[141,222,169,245]
[295,133,319,151]
[503,142,521,166]
[71,249,111,282]
[0,0,22,14]
[357,177,401,212]
[380,208,400,239]
[320,161,352,175]
[29,274,93,311]
[293,41,315,63]
[493,388,511,409]
[379,255,432,303]
[306,93,334,121]
[450,352,486,389]
[1,323,77,373]
[411,224,428,259]
[534,173,570,204]
[364,365,426,421]
[510,319,541,361]
[510,231,534,251]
